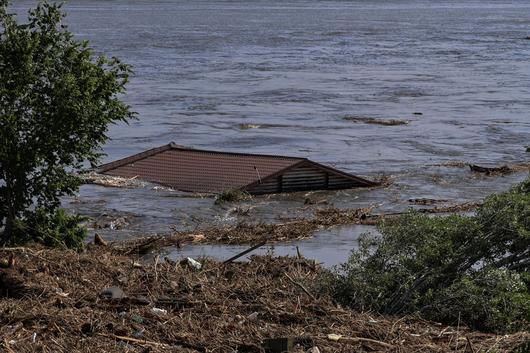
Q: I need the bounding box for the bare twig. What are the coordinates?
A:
[326,334,394,349]
[284,273,317,301]
[98,333,172,349]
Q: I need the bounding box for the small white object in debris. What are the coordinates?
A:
[55,288,70,297]
[32,332,37,343]
[327,334,342,341]
[307,347,321,353]
[151,307,168,315]
[9,340,16,345]
[132,261,143,268]
[182,257,202,270]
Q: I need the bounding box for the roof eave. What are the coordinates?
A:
[303,160,380,187]
[97,143,175,173]
[242,159,379,192]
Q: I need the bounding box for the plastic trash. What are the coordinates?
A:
[181,257,202,270]
[151,307,167,315]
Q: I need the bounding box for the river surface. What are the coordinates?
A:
[13,0,530,264]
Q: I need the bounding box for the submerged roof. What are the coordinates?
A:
[98,143,377,194]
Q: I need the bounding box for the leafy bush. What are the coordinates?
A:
[319,177,530,333]
[13,209,87,250]
[476,177,530,271]
[426,268,530,333]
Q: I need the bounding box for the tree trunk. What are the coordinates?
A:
[1,177,16,245]
[2,210,14,245]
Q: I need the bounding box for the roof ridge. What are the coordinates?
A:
[98,142,305,173]
[167,142,306,161]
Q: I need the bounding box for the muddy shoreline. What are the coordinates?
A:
[1,246,528,352]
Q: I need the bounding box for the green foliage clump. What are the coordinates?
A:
[215,189,251,205]
[13,208,87,249]
[319,177,530,333]
[0,1,134,245]
[427,268,530,333]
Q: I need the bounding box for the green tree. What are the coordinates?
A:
[0,1,134,244]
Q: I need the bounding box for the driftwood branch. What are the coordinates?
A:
[326,334,394,349]
[223,240,267,264]
[284,273,317,301]
[98,333,172,349]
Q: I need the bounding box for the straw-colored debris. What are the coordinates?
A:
[79,172,148,188]
[115,206,374,254]
[116,201,482,254]
[343,116,410,126]
[0,247,528,353]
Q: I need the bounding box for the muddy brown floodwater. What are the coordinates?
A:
[11,0,529,265]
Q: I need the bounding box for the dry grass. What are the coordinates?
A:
[0,246,528,352]
[78,172,148,188]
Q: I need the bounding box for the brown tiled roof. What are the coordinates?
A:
[98,143,376,193]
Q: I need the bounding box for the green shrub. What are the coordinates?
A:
[215,189,251,205]
[12,208,87,250]
[476,177,530,271]
[426,268,530,332]
[318,177,530,333]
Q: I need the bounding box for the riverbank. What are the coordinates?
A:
[0,246,528,352]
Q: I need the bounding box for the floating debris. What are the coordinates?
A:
[91,215,130,231]
[343,116,409,126]
[469,163,530,175]
[432,161,530,174]
[431,160,468,168]
[115,200,484,254]
[114,206,374,254]
[408,198,450,205]
[303,197,329,205]
[78,171,148,188]
[469,164,512,175]
[238,123,262,130]
[215,189,251,205]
